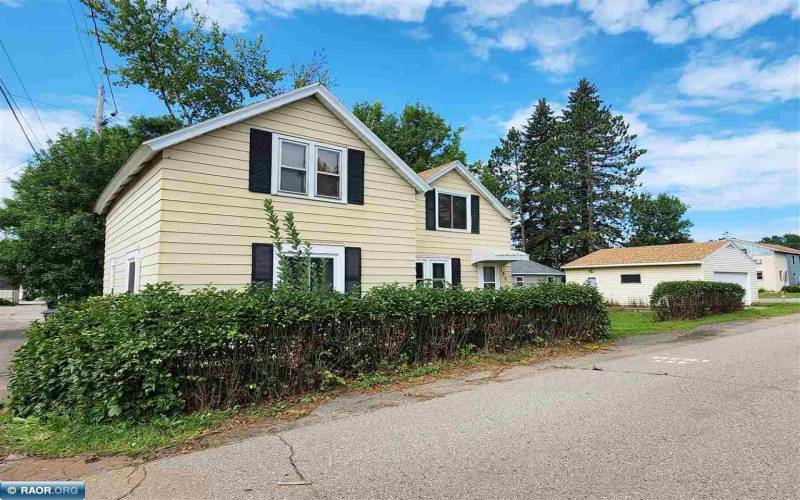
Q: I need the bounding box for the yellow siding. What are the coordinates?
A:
[416,170,513,289]
[102,161,163,294]
[156,95,417,291]
[565,264,703,305]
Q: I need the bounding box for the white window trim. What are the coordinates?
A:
[515,275,524,287]
[585,276,597,288]
[435,189,471,233]
[416,258,452,285]
[271,133,348,204]
[479,263,499,289]
[273,243,345,292]
[124,250,141,294]
[109,257,117,295]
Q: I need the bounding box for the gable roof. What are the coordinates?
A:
[563,241,732,269]
[418,161,513,220]
[758,243,800,255]
[94,84,430,214]
[511,260,564,275]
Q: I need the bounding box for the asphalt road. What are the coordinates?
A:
[87,314,800,499]
[0,303,44,400]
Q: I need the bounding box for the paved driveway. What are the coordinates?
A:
[85,314,800,499]
[0,303,45,400]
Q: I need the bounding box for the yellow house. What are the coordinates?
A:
[94,84,526,295]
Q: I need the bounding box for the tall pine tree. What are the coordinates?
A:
[487,128,527,249]
[520,99,570,267]
[561,79,645,259]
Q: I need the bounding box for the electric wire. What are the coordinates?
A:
[0,81,40,159]
[0,39,51,142]
[87,2,118,117]
[0,74,45,151]
[67,0,98,91]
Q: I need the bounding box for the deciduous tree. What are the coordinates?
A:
[626,193,693,247]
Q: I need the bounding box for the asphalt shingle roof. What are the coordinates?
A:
[511,261,564,275]
[759,243,800,255]
[563,241,730,268]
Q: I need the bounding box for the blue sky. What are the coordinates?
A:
[1,0,798,242]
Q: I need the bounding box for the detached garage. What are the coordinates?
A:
[564,241,758,306]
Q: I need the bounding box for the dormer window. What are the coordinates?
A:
[274,134,347,203]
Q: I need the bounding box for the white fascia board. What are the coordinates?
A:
[703,241,757,265]
[94,84,429,214]
[426,161,514,220]
[563,261,704,270]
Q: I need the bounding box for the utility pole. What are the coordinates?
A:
[94,84,105,134]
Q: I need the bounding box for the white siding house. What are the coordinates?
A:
[564,241,758,306]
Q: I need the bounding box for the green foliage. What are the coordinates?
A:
[10,282,607,422]
[650,281,745,321]
[0,298,15,306]
[626,193,693,246]
[0,117,182,305]
[352,100,466,172]
[85,0,332,125]
[760,234,800,250]
[486,127,527,247]
[782,285,800,293]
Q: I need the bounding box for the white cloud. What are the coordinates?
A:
[0,0,23,6]
[0,107,85,201]
[639,125,800,210]
[406,26,432,40]
[692,216,800,242]
[678,53,800,103]
[494,100,565,131]
[691,0,798,39]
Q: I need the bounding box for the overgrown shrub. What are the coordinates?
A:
[0,298,15,306]
[782,285,800,293]
[650,281,745,321]
[10,282,607,422]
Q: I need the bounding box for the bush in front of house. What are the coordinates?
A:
[650,280,745,321]
[782,285,800,293]
[9,281,608,422]
[0,298,15,306]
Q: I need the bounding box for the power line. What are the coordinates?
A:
[0,39,51,142]
[0,75,45,150]
[87,2,118,118]
[67,0,98,91]
[9,93,95,119]
[0,82,39,160]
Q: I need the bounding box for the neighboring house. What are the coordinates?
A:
[0,275,19,304]
[93,84,526,295]
[563,241,758,306]
[729,239,800,291]
[511,261,565,286]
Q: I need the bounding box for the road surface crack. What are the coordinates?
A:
[115,464,147,500]
[556,365,799,394]
[276,434,312,486]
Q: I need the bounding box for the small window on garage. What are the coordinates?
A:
[757,271,763,280]
[515,276,524,287]
[620,274,641,284]
[585,277,597,288]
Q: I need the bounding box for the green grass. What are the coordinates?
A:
[757,291,800,298]
[0,411,231,457]
[608,302,800,339]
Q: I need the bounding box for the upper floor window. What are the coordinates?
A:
[437,191,469,231]
[275,134,347,202]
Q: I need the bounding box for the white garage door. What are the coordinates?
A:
[713,272,750,304]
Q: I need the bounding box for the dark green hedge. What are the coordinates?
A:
[10,282,608,422]
[650,280,745,321]
[782,285,800,293]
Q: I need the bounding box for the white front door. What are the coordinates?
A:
[713,272,750,305]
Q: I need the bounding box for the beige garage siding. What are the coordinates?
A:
[566,264,704,305]
[102,161,163,294]
[701,245,758,303]
[415,170,512,289]
[156,95,417,291]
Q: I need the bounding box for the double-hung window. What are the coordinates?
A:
[275,134,347,202]
[479,264,498,289]
[274,244,345,292]
[416,259,451,288]
[437,191,469,231]
[515,276,524,287]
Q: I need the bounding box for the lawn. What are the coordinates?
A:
[757,291,800,298]
[609,302,800,339]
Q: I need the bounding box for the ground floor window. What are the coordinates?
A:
[479,264,499,289]
[275,244,344,292]
[620,274,641,284]
[416,258,451,288]
[757,271,763,280]
[515,276,524,287]
[125,250,140,294]
[585,276,597,288]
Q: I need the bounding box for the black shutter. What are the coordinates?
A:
[249,129,272,193]
[252,243,273,285]
[347,149,365,205]
[451,258,461,287]
[425,190,436,230]
[470,195,480,234]
[345,247,361,293]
